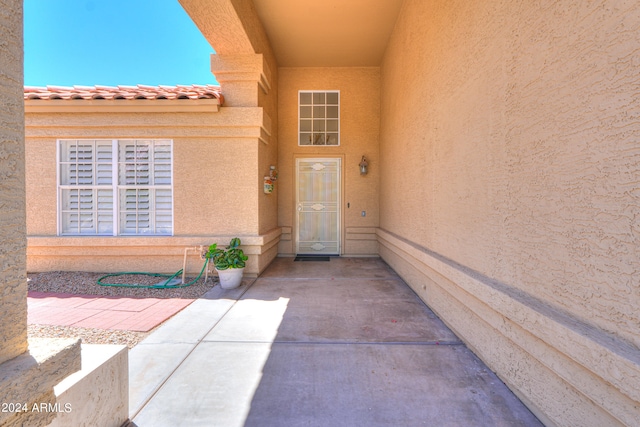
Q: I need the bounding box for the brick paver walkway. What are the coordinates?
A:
[28,291,194,332]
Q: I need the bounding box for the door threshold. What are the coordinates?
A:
[294,255,338,262]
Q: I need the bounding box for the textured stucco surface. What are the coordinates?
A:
[379,230,640,427]
[49,344,128,427]
[180,0,255,55]
[1,5,84,427]
[223,0,280,237]
[277,67,380,255]
[26,110,263,236]
[182,0,280,242]
[24,107,278,274]
[0,338,81,427]
[381,0,640,353]
[379,0,640,425]
[0,0,28,365]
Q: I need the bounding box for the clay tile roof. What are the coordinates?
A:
[24,84,223,104]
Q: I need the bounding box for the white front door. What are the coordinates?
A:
[296,158,341,255]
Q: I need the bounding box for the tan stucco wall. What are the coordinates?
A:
[0,0,28,366]
[256,62,279,237]
[277,67,380,255]
[379,0,640,425]
[25,107,278,275]
[174,135,258,235]
[180,0,280,238]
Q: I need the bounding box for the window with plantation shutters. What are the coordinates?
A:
[59,140,114,235]
[118,140,172,235]
[58,139,173,236]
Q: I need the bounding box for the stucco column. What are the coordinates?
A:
[0,2,82,426]
[211,53,272,106]
[0,0,28,366]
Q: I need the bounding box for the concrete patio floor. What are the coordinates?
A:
[129,257,543,427]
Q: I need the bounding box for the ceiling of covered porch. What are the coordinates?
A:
[251,0,404,67]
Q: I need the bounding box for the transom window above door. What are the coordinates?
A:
[298,91,340,146]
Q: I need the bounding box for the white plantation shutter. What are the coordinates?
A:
[153,142,172,185]
[118,140,172,235]
[96,143,113,185]
[154,189,173,234]
[119,188,150,234]
[58,139,172,236]
[59,140,113,235]
[96,188,114,233]
[120,140,150,185]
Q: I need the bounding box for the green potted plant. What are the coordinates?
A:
[206,237,248,289]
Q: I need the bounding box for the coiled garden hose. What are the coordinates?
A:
[97,258,210,289]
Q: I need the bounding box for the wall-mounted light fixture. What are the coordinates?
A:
[359,156,369,175]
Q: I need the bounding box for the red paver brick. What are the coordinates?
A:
[27,291,195,332]
[109,298,163,312]
[151,299,191,311]
[31,307,99,327]
[110,302,192,331]
[112,316,164,332]
[28,292,96,308]
[28,306,67,324]
[58,308,100,323]
[40,295,98,308]
[79,297,129,310]
[74,311,133,329]
[163,299,194,309]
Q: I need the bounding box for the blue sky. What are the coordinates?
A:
[24,0,218,87]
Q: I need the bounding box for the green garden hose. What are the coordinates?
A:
[97,258,210,289]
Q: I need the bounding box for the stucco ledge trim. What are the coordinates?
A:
[376,228,640,404]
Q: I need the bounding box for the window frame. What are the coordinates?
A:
[56,139,174,237]
[298,90,340,146]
